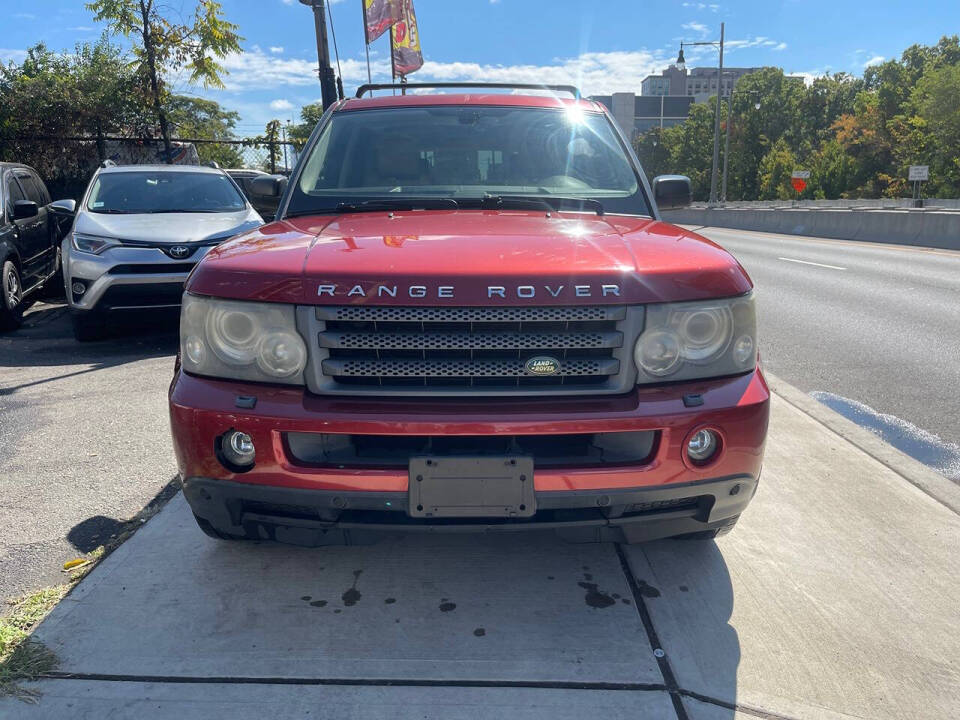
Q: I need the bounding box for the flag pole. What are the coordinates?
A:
[389,26,397,94]
[360,1,372,83]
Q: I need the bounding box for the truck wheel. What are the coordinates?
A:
[0,260,24,331]
[192,514,248,541]
[71,311,106,342]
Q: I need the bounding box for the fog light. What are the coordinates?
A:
[687,429,719,464]
[71,281,86,296]
[220,430,255,470]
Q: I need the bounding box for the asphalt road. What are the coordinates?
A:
[688,225,960,482]
[0,304,179,602]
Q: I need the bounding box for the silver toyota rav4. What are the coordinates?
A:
[62,164,262,340]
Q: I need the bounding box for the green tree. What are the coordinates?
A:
[260,119,282,173]
[757,139,798,200]
[86,0,242,161]
[909,63,960,196]
[289,102,324,147]
[166,94,242,167]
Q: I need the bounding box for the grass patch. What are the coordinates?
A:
[0,586,68,702]
[0,477,180,703]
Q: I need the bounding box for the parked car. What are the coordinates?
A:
[226,168,280,220]
[0,162,67,330]
[170,83,769,546]
[62,164,263,341]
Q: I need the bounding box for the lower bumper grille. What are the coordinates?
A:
[302,304,643,396]
[284,430,659,469]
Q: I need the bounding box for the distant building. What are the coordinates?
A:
[642,65,761,103]
[591,93,696,140]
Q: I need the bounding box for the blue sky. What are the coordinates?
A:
[2,0,956,134]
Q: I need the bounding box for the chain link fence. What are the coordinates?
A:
[0,136,301,201]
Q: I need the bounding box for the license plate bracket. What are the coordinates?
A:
[408,456,535,518]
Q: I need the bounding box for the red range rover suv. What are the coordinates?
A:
[169,83,769,546]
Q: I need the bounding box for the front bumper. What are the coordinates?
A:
[62,239,215,312]
[170,368,770,543]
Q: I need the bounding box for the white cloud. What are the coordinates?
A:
[773,42,788,51]
[682,2,721,10]
[269,46,284,54]
[681,21,709,36]
[863,55,885,68]
[218,46,678,97]
[270,98,295,111]
[789,68,831,86]
[0,48,27,64]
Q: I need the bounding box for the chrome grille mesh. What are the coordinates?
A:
[304,304,641,396]
[317,306,625,323]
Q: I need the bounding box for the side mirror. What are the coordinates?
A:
[652,175,693,211]
[50,199,77,216]
[13,200,39,220]
[250,175,288,198]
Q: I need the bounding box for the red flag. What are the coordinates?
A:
[364,0,401,43]
[391,0,423,77]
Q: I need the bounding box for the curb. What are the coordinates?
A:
[766,372,960,516]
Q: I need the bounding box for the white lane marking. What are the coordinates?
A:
[777,257,846,271]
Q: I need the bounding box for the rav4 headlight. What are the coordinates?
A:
[180,294,307,385]
[72,233,120,254]
[634,292,756,383]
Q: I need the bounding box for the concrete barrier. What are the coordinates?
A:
[664,207,960,250]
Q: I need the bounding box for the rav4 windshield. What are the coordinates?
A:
[86,172,246,214]
[289,105,649,216]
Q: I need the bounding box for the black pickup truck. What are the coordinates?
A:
[0,162,66,330]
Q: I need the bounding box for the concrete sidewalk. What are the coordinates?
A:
[4,380,959,719]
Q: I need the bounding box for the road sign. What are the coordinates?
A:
[909,165,929,181]
[791,177,807,193]
[791,170,811,179]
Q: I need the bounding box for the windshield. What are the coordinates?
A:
[288,105,649,216]
[86,171,246,214]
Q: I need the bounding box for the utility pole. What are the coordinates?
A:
[300,0,339,111]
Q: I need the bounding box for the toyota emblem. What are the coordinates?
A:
[168,245,191,259]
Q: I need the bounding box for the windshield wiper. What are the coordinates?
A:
[478,194,605,215]
[334,198,459,213]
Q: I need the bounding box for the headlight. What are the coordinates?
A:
[72,233,120,254]
[180,294,307,385]
[634,292,756,383]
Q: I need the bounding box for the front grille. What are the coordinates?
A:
[301,305,644,397]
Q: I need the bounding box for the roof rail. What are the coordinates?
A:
[354,82,582,100]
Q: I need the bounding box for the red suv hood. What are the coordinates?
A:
[187,210,751,305]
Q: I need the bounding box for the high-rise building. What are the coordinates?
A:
[641,65,760,103]
[591,93,696,140]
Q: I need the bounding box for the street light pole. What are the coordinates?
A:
[677,22,725,206]
[710,22,724,206]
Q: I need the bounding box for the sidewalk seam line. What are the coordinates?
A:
[38,673,666,691]
[614,543,689,720]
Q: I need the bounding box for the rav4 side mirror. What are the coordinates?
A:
[250,175,288,198]
[12,200,39,220]
[50,199,77,216]
[652,175,693,211]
